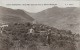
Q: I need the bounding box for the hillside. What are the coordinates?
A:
[28,7,80,34]
[0,6,34,24]
[0,22,77,50]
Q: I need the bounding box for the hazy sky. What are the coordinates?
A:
[0,0,80,13]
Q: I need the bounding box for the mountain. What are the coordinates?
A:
[0,6,34,24]
[28,7,80,34]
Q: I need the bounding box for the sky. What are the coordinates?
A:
[0,0,80,13]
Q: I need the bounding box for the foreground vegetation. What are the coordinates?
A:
[0,22,79,50]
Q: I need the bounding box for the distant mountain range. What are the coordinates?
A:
[28,7,80,34]
[0,6,80,34]
[0,6,34,25]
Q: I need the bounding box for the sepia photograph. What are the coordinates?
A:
[0,0,80,50]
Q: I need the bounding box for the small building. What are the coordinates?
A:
[0,24,8,34]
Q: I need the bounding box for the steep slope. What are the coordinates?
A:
[0,6,34,24]
[28,7,80,34]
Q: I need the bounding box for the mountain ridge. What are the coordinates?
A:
[27,7,80,34]
[0,6,34,24]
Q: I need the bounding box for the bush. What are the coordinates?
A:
[0,22,78,50]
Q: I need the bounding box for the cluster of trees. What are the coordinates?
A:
[0,22,79,50]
